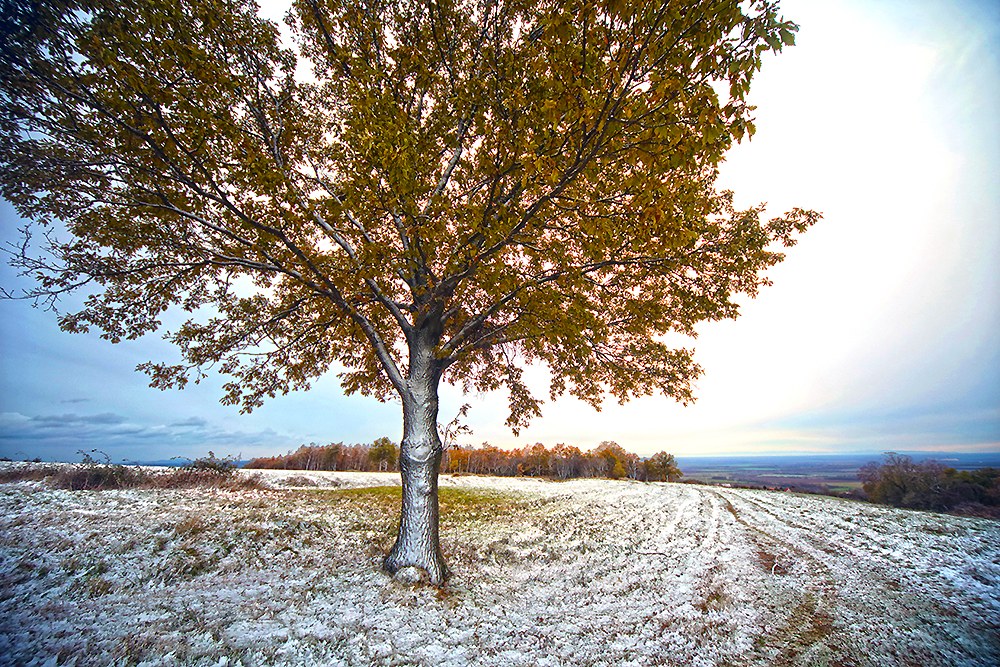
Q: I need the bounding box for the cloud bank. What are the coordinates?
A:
[0,412,298,462]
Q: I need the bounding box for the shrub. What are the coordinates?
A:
[860,453,1000,512]
[178,451,240,475]
[281,475,320,487]
[157,451,263,489]
[52,463,148,490]
[8,450,264,491]
[151,469,264,490]
[50,450,148,490]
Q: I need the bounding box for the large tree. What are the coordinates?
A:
[0,0,818,584]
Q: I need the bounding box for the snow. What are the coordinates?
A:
[1,468,998,666]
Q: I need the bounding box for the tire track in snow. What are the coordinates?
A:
[716,488,1000,666]
[705,489,840,666]
[724,489,992,617]
[733,489,1000,611]
[509,483,768,665]
[641,483,700,552]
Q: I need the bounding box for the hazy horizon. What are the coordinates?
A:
[7,446,1000,467]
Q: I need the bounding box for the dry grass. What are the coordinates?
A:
[0,464,61,483]
[0,462,265,491]
[147,469,265,490]
[280,475,321,487]
[51,464,148,490]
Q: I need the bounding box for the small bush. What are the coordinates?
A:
[51,451,148,490]
[179,451,240,475]
[281,475,319,487]
[230,472,265,489]
[150,470,222,489]
[53,464,147,491]
[156,451,263,489]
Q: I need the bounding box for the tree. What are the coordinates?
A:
[368,436,398,472]
[643,451,682,482]
[592,441,629,479]
[859,452,921,506]
[0,0,817,584]
[551,443,585,479]
[520,442,553,477]
[859,453,1000,511]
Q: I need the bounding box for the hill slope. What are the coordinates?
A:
[1,470,997,666]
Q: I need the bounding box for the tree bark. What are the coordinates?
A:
[384,334,448,585]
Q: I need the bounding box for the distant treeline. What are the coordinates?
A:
[860,452,1000,515]
[246,439,683,482]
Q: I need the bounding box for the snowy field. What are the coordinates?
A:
[1,468,998,666]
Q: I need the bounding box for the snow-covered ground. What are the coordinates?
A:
[1,469,998,666]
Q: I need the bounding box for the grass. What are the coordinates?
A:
[302,485,533,568]
[0,462,265,491]
[280,475,322,487]
[313,485,524,520]
[0,464,62,483]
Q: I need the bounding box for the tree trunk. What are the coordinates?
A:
[384,335,447,585]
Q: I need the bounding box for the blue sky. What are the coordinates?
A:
[1,0,998,462]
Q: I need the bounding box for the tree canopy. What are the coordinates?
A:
[1,0,817,429]
[2,0,818,583]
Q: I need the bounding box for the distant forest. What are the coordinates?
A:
[247,443,1000,518]
[246,439,682,482]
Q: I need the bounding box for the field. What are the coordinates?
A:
[675,453,1000,495]
[1,468,998,666]
[678,458,865,494]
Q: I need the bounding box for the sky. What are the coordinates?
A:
[1,0,998,462]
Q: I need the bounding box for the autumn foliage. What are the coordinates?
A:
[248,439,682,482]
[0,0,816,427]
[1,0,813,583]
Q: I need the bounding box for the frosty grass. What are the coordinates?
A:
[1,467,998,666]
